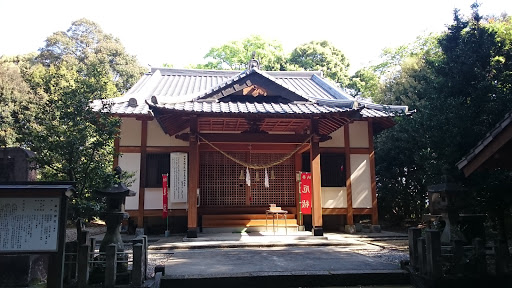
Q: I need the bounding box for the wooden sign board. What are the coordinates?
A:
[170,152,188,203]
[0,197,60,253]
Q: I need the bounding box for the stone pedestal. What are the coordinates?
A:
[312,227,324,236]
[345,224,356,234]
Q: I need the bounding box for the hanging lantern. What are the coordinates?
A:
[239,169,244,180]
[255,171,260,181]
[270,169,276,180]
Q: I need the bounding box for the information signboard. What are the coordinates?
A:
[170,152,188,203]
[0,197,60,252]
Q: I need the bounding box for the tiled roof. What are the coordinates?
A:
[149,101,352,115]
[93,67,408,118]
[456,110,512,174]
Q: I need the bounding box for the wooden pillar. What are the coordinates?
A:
[310,118,323,236]
[137,119,148,228]
[187,116,199,238]
[113,129,120,169]
[368,119,379,225]
[344,124,354,225]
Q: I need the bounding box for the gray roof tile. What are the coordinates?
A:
[93,67,408,118]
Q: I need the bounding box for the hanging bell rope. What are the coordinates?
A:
[197,134,312,169]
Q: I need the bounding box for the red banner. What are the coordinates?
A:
[300,172,312,215]
[162,174,168,218]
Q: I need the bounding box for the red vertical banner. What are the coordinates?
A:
[162,174,168,218]
[300,172,312,215]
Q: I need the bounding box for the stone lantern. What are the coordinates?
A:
[427,179,466,244]
[94,166,136,253]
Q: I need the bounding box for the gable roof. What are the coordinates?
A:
[457,110,512,176]
[94,67,407,119]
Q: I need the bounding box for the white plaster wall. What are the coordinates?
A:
[119,118,141,146]
[170,128,190,147]
[349,121,369,148]
[118,153,140,210]
[321,187,347,208]
[144,188,187,209]
[320,127,345,148]
[147,120,170,146]
[350,154,372,208]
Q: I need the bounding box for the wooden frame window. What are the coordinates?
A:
[145,153,170,188]
[302,152,346,187]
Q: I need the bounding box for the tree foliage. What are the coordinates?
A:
[9,19,142,221]
[0,57,40,147]
[346,68,382,101]
[374,5,512,236]
[193,35,290,71]
[36,18,145,94]
[288,40,350,86]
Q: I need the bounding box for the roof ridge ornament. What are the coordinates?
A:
[247,51,260,70]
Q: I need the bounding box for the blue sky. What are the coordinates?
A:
[1,0,511,73]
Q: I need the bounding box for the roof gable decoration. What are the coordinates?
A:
[194,68,314,103]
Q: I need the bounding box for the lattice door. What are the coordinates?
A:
[199,151,246,206]
[249,153,295,206]
[199,151,296,207]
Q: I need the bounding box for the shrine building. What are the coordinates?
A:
[95,60,408,238]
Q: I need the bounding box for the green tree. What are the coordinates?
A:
[36,18,145,94]
[347,68,382,102]
[374,4,512,237]
[193,35,289,71]
[18,61,121,221]
[0,58,40,147]
[12,19,143,221]
[288,40,350,86]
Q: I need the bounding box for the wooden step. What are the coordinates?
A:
[202,214,295,220]
[202,219,297,227]
[201,215,297,228]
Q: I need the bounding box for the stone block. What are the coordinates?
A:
[371,225,381,233]
[345,224,356,234]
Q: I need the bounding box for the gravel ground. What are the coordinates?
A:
[65,227,410,279]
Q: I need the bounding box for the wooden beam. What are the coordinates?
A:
[113,134,120,169]
[187,116,199,237]
[310,118,323,231]
[198,206,297,215]
[368,119,378,225]
[179,133,313,144]
[321,208,375,215]
[137,120,148,228]
[119,146,141,153]
[344,123,353,225]
[119,146,191,153]
[127,209,187,218]
[199,143,301,153]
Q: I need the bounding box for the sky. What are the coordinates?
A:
[1,0,511,73]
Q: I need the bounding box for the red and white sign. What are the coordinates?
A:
[162,174,168,218]
[300,172,312,215]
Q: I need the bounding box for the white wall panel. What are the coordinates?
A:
[349,121,369,148]
[321,187,347,208]
[118,153,140,210]
[350,154,372,208]
[147,120,170,146]
[320,127,345,148]
[119,118,141,146]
